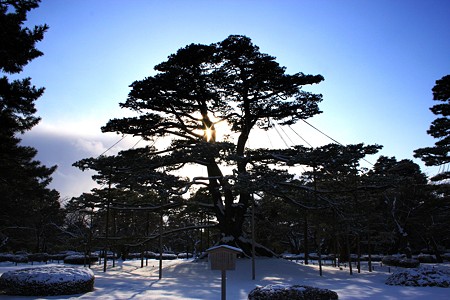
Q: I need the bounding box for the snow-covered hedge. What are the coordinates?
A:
[144,251,157,259]
[177,252,193,259]
[248,284,338,300]
[386,266,450,287]
[0,266,95,296]
[0,253,28,264]
[442,253,450,262]
[416,254,437,263]
[64,255,98,265]
[162,253,178,260]
[28,253,49,263]
[382,255,420,268]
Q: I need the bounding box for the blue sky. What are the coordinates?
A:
[18,0,450,198]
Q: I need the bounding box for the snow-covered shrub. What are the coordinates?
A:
[308,253,320,260]
[64,255,97,265]
[416,254,437,263]
[0,253,28,263]
[28,253,49,263]
[126,252,142,259]
[281,253,304,260]
[386,266,450,287]
[361,254,383,262]
[98,251,117,259]
[177,253,193,259]
[144,251,157,259]
[49,253,70,262]
[382,255,420,268]
[0,266,94,296]
[442,253,450,262]
[0,253,14,262]
[248,284,338,300]
[161,253,178,260]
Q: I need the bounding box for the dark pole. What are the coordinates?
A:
[221,269,226,300]
[159,211,163,279]
[103,175,111,273]
[251,193,256,280]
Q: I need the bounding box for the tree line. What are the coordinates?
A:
[1,1,449,261]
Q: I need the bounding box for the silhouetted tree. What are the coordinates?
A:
[79,35,324,255]
[414,75,450,181]
[0,0,62,252]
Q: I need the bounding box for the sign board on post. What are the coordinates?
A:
[206,245,243,300]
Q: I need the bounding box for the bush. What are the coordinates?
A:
[416,254,437,263]
[386,266,450,287]
[28,253,49,263]
[0,253,14,262]
[0,266,94,296]
[162,253,178,260]
[49,253,69,262]
[144,251,157,259]
[441,253,450,262]
[360,254,383,262]
[248,284,338,300]
[64,255,98,265]
[382,255,420,268]
[282,253,305,261]
[127,252,143,259]
[177,253,193,259]
[145,252,178,260]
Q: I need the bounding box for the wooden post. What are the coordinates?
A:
[103,199,110,272]
[159,212,163,280]
[221,269,226,300]
[251,193,256,280]
[103,182,111,273]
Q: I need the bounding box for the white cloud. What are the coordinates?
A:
[73,138,108,156]
[20,120,126,199]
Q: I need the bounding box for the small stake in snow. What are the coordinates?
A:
[206,245,243,300]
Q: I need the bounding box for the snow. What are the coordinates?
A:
[0,258,449,299]
[206,245,243,253]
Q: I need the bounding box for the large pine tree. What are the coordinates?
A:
[0,0,62,252]
[77,35,324,254]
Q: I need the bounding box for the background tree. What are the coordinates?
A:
[414,75,450,181]
[369,157,430,256]
[412,74,450,257]
[78,35,324,255]
[0,0,63,252]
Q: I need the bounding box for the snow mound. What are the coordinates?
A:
[248,284,339,300]
[0,266,95,296]
[385,266,450,287]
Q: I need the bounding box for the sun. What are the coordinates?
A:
[204,126,215,142]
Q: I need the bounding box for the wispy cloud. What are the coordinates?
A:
[20,120,139,200]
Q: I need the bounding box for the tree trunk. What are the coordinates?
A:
[304,216,309,265]
[346,228,353,275]
[430,236,443,263]
[357,234,361,273]
[367,230,373,272]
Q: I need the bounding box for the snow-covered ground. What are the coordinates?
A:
[1,258,449,299]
